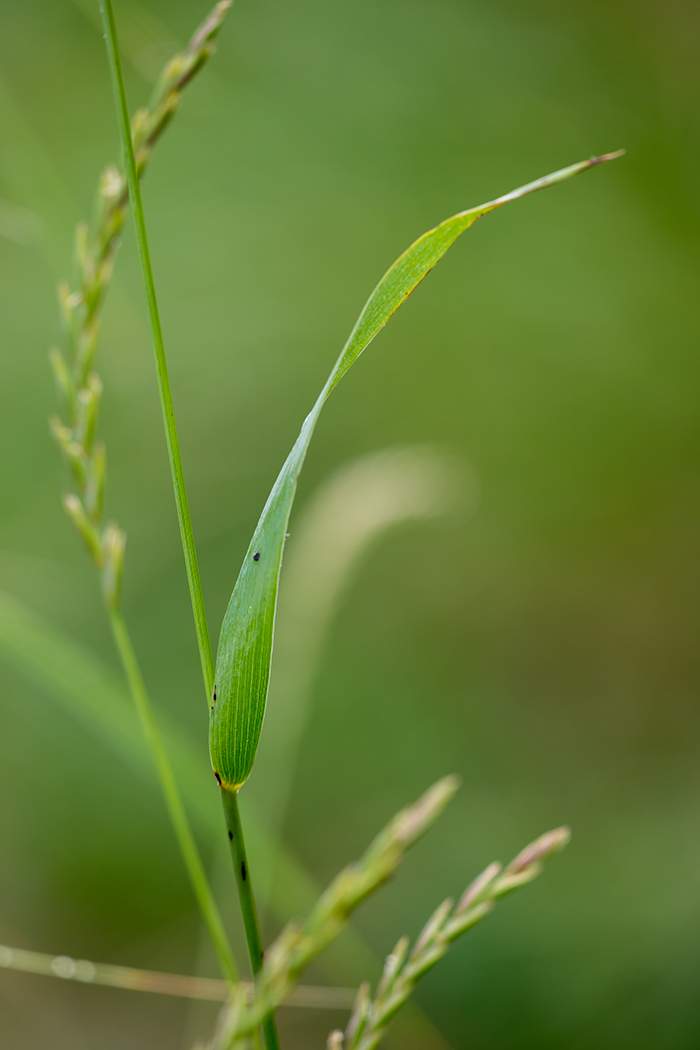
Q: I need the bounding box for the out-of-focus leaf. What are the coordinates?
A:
[210,152,623,789]
[0,590,148,773]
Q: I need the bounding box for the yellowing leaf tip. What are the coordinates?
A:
[590,149,626,164]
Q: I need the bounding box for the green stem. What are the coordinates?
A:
[109,606,238,985]
[221,788,282,1050]
[98,7,275,1040]
[99,0,215,705]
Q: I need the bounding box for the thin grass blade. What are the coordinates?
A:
[211,151,624,789]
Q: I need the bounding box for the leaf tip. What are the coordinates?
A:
[590,149,626,166]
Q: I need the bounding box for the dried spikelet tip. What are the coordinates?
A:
[591,149,626,165]
[188,0,232,55]
[396,775,460,847]
[130,107,152,150]
[506,827,571,874]
[413,900,452,957]
[163,56,187,85]
[456,861,502,914]
[99,165,122,201]
[57,280,81,326]
[376,937,409,998]
[63,494,103,563]
[101,523,126,606]
[345,981,370,1044]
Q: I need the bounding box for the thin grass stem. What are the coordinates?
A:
[221,788,282,1050]
[109,606,238,985]
[0,942,355,1007]
[98,6,278,1043]
[98,0,215,705]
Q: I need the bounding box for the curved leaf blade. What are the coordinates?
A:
[210,151,623,789]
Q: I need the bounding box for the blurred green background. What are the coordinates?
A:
[1,0,699,1047]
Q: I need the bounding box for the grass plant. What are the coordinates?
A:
[1,1,624,1046]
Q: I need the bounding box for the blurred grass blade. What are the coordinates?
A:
[0,942,356,1007]
[0,590,148,773]
[211,151,623,790]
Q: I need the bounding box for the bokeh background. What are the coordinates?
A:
[1,0,699,1047]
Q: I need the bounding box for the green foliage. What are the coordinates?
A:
[0,0,628,1045]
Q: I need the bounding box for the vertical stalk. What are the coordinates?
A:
[109,607,238,985]
[99,6,280,1047]
[99,0,215,705]
[221,788,282,1050]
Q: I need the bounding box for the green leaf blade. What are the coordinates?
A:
[210,419,317,788]
[326,209,483,395]
[210,152,623,790]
